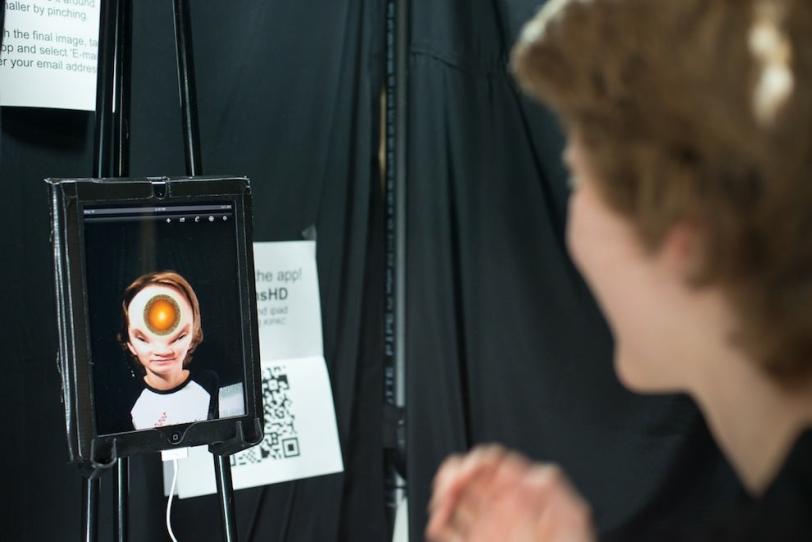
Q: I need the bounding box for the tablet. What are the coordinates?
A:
[48,176,263,472]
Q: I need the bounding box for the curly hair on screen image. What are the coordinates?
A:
[511,0,812,386]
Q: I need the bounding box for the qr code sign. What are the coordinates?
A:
[231,365,300,467]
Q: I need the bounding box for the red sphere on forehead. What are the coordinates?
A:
[144,295,180,334]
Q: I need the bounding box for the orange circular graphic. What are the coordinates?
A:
[144,295,181,335]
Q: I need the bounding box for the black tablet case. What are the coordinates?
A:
[48,176,263,475]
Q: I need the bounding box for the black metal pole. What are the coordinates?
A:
[214,455,239,542]
[383,0,409,535]
[112,3,131,535]
[84,2,117,539]
[393,0,408,431]
[172,0,202,177]
[93,0,117,179]
[81,478,99,542]
[114,458,129,542]
[113,0,132,178]
[172,4,239,541]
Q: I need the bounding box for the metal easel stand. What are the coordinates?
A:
[80,0,119,539]
[170,1,239,537]
[81,1,239,540]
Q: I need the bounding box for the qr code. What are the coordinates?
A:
[231,365,300,467]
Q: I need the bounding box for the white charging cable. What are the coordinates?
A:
[167,458,179,542]
[162,448,189,542]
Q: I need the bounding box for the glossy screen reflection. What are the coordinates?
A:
[83,203,247,435]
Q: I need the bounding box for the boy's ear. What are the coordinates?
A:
[126,340,137,358]
[659,220,705,279]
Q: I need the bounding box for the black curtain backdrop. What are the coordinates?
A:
[405,0,745,540]
[2,1,385,541]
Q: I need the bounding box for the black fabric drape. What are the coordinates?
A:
[405,1,744,540]
[2,1,385,540]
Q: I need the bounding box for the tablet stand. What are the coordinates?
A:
[81,1,239,541]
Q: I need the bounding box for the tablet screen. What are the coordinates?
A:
[83,202,247,436]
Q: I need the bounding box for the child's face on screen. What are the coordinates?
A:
[125,284,195,380]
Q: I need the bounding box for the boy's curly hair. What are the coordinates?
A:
[512,0,812,386]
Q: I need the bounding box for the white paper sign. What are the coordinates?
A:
[254,240,324,359]
[1,0,100,110]
[164,241,343,498]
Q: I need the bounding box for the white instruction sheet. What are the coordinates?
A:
[164,241,343,498]
[1,0,100,110]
